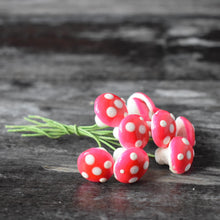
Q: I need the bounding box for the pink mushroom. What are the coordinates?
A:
[118,114,149,149]
[176,116,196,147]
[94,93,128,127]
[127,92,158,120]
[155,136,194,174]
[113,148,149,183]
[127,97,152,121]
[77,148,114,183]
[151,109,176,148]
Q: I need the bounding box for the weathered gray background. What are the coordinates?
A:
[0,0,219,219]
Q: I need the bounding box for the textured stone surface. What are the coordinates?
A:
[0,0,220,219]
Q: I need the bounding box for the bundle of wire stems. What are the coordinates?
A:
[5,115,154,157]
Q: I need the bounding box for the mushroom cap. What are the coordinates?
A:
[168,136,194,174]
[94,93,128,127]
[176,116,196,147]
[127,92,158,116]
[118,114,149,149]
[113,148,149,183]
[151,109,176,148]
[77,148,114,183]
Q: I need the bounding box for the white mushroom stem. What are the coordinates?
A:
[113,127,119,140]
[113,147,126,161]
[127,98,140,115]
[155,147,170,165]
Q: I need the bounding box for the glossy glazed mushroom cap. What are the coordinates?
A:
[127,92,158,120]
[127,97,152,121]
[155,136,194,174]
[176,116,196,147]
[94,93,128,127]
[118,114,149,149]
[113,148,149,183]
[77,148,114,183]
[151,109,176,148]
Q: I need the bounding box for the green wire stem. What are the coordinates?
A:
[5,115,155,158]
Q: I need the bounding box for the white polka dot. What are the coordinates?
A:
[104,160,112,169]
[187,150,191,160]
[106,107,117,118]
[170,113,175,120]
[135,140,143,148]
[104,93,114,100]
[143,161,149,170]
[85,154,95,165]
[99,178,107,183]
[185,163,191,172]
[130,152,138,160]
[163,136,171,145]
[92,167,102,176]
[126,122,135,132]
[160,120,167,127]
[81,172,89,179]
[139,125,146,134]
[129,177,138,183]
[182,138,189,145]
[120,169,125,174]
[139,117,144,120]
[114,99,123,109]
[177,153,184,160]
[169,124,174,133]
[130,165,139,174]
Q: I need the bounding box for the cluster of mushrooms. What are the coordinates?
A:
[77,92,196,184]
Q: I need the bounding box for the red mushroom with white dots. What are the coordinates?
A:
[77,148,114,183]
[127,92,159,119]
[118,114,149,149]
[113,148,149,183]
[175,116,196,147]
[155,136,194,174]
[151,109,176,148]
[94,93,128,127]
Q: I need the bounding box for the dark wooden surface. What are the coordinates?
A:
[0,1,220,219]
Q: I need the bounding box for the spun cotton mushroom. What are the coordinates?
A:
[127,92,158,121]
[176,116,196,147]
[113,148,149,183]
[94,93,128,127]
[118,114,149,149]
[155,136,194,174]
[151,109,176,148]
[77,148,114,183]
[127,97,152,121]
